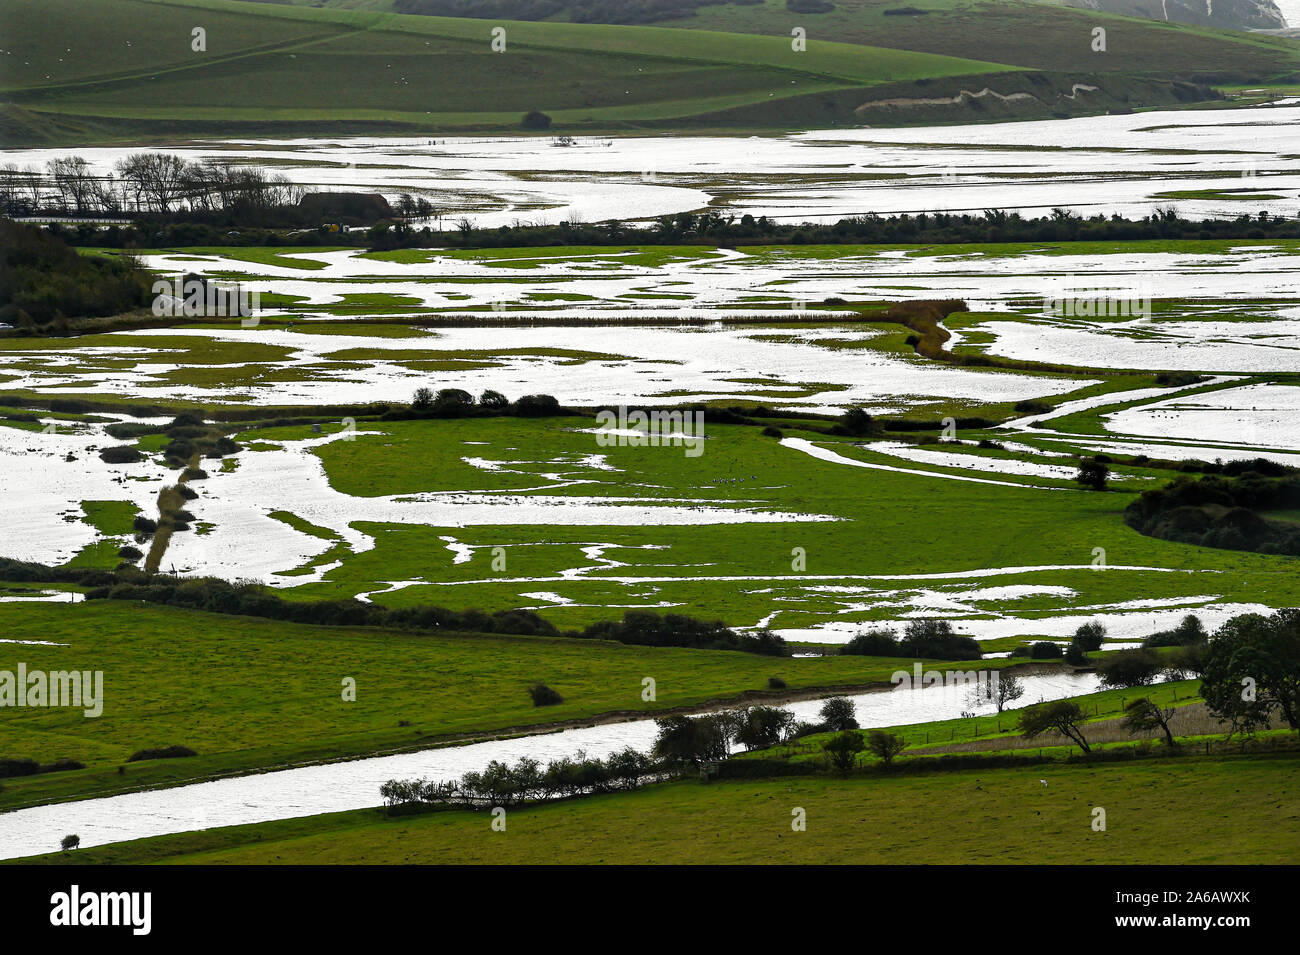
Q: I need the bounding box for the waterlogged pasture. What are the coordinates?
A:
[3,240,1298,639]
[9,103,1300,225]
[0,642,1100,860]
[102,416,1296,639]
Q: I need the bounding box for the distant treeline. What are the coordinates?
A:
[1125,470,1300,557]
[40,206,1300,252]
[1,152,397,227]
[0,219,151,331]
[0,559,788,654]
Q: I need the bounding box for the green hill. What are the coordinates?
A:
[0,0,1295,143]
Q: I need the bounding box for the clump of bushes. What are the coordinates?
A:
[1125,473,1300,555]
[0,757,86,778]
[841,619,981,660]
[581,611,789,656]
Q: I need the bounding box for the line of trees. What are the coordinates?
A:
[0,153,304,218]
[381,747,661,809]
[360,206,1299,253]
[0,562,786,655]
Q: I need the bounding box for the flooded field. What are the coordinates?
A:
[0,670,1102,860]
[7,103,1300,227]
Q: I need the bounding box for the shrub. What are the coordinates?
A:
[841,407,881,436]
[0,757,40,778]
[528,683,564,706]
[900,619,982,660]
[840,628,899,656]
[512,393,560,417]
[1076,459,1110,491]
[1029,641,1063,659]
[767,676,787,689]
[1072,620,1106,652]
[521,110,552,130]
[823,730,865,772]
[125,745,197,762]
[1096,649,1161,689]
[98,445,143,464]
[865,730,907,764]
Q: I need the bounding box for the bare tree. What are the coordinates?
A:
[968,671,1026,713]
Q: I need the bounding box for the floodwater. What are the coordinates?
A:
[0,670,1101,860]
[6,102,1300,224]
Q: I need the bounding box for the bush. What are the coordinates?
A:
[528,683,564,706]
[1072,620,1106,652]
[0,757,40,778]
[1076,459,1110,491]
[98,445,143,464]
[125,745,197,762]
[1096,649,1162,689]
[840,628,899,656]
[767,676,787,689]
[521,110,552,130]
[865,730,907,764]
[1143,614,1208,648]
[1029,641,1063,659]
[512,393,561,417]
[823,730,865,772]
[900,619,982,660]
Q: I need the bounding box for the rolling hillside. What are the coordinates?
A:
[0,0,1296,144]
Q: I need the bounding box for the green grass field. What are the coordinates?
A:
[0,0,1009,141]
[0,599,1007,808]
[17,754,1299,863]
[215,413,1300,630]
[2,0,1294,142]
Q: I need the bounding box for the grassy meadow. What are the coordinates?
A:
[0,599,1006,808]
[17,754,1299,864]
[3,0,1295,142]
